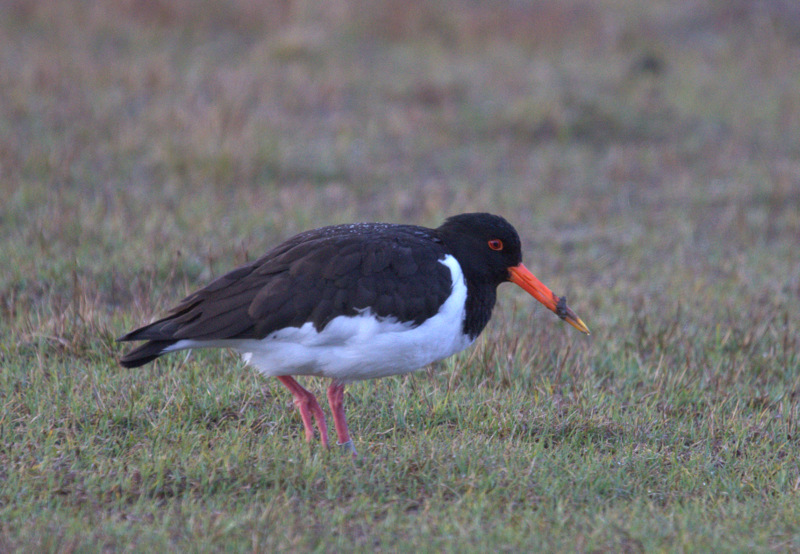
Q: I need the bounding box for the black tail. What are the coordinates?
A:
[118,318,181,368]
[119,340,178,368]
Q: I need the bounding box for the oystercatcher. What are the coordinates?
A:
[119,213,589,455]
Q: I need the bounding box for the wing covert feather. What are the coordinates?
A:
[134,224,454,341]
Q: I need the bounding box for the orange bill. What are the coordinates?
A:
[508,264,590,335]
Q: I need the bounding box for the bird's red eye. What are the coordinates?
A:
[488,239,503,251]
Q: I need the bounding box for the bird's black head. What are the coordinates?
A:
[437,212,591,339]
[436,212,523,286]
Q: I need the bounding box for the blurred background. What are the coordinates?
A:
[2,0,798,351]
[0,0,800,378]
[1,1,800,549]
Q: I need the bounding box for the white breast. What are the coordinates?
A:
[229,254,473,383]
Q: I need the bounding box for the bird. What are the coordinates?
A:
[118,213,589,456]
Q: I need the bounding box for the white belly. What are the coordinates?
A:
[233,255,472,383]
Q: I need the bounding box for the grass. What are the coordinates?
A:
[2,0,800,551]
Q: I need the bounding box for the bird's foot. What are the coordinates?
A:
[338,440,358,457]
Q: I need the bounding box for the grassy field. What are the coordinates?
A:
[2,0,799,551]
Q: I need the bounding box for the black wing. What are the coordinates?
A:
[119,224,454,367]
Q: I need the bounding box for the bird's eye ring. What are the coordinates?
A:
[488,239,504,251]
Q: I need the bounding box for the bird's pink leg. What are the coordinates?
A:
[277,376,329,448]
[327,382,357,456]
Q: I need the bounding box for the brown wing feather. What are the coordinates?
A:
[119,224,454,348]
